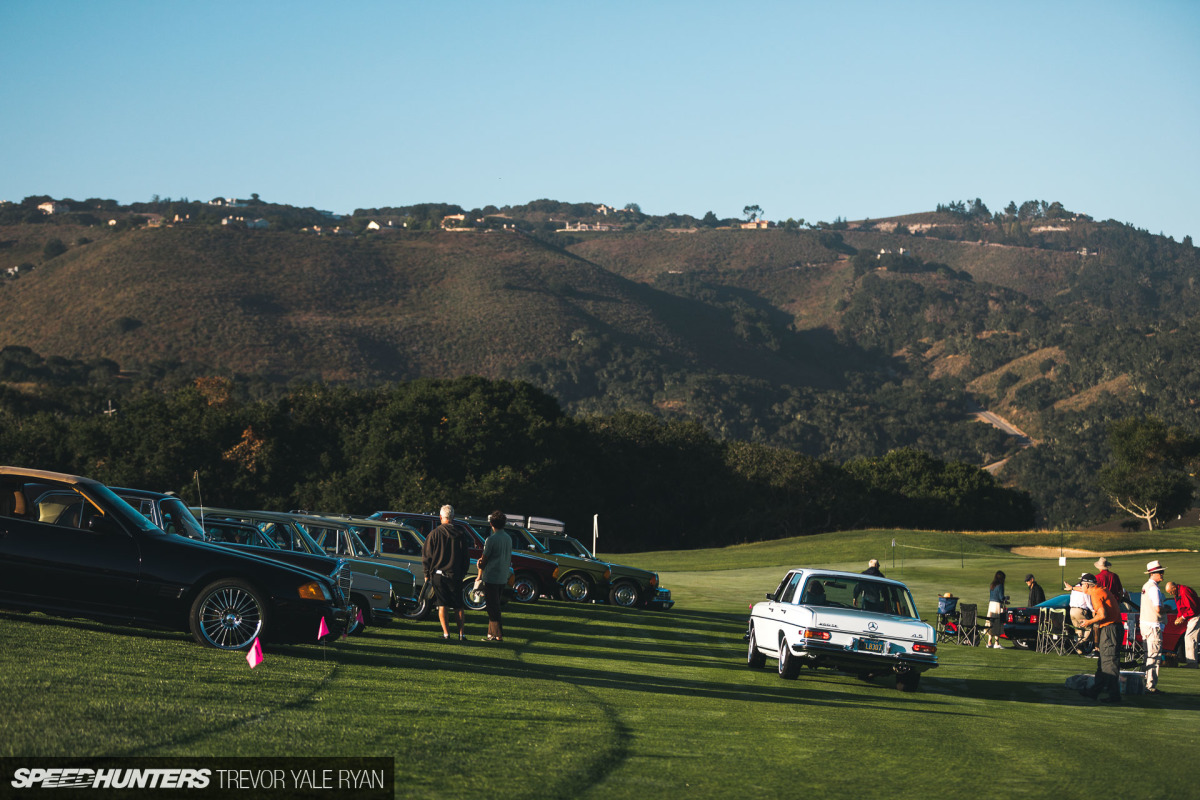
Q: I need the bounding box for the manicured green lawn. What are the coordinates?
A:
[2,531,1198,799]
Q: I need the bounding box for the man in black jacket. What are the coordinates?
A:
[1026,573,1046,607]
[422,504,470,641]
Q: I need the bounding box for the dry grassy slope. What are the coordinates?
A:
[839,231,1082,301]
[569,228,1083,315]
[0,226,841,385]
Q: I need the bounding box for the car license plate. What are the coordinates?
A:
[858,639,886,653]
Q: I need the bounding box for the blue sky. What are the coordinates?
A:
[3,1,1197,240]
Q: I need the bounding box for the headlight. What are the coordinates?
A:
[298,581,332,601]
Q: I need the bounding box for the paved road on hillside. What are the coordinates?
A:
[967,402,1035,473]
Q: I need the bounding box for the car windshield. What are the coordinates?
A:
[159,497,207,539]
[84,484,162,534]
[504,525,550,553]
[801,576,920,619]
[205,521,275,547]
[298,520,373,558]
[544,536,591,558]
[353,523,423,556]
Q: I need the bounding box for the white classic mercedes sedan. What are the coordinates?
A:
[746,568,937,691]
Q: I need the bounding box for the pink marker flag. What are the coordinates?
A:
[356,608,364,625]
[246,638,263,669]
[318,616,330,639]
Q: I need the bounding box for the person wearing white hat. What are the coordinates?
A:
[1141,560,1167,694]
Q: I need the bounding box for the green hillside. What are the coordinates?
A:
[2,199,1198,530]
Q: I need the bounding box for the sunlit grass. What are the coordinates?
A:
[3,528,1198,799]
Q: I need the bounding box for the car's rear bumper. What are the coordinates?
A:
[788,638,938,673]
[1002,622,1036,642]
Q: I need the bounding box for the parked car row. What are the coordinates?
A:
[369,511,673,611]
[0,467,354,650]
[0,467,675,650]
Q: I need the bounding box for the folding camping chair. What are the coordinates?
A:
[935,595,959,643]
[954,602,980,646]
[1035,608,1071,655]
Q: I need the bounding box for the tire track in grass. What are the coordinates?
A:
[121,660,341,757]
[509,608,631,799]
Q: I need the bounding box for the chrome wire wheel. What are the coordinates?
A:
[190,580,266,650]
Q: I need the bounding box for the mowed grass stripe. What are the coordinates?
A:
[3,530,1200,799]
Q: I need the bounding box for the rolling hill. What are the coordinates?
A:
[2,200,1198,528]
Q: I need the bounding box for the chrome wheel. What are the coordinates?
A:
[463,583,487,611]
[747,624,766,668]
[189,579,266,650]
[402,595,431,621]
[511,574,540,603]
[608,581,640,608]
[778,637,799,679]
[561,574,591,602]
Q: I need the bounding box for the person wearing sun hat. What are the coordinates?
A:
[1141,560,1167,694]
[1077,573,1122,703]
[1094,556,1127,602]
[1065,574,1096,654]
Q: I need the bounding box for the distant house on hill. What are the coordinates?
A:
[38,201,69,215]
[739,219,771,230]
[441,214,468,229]
[556,221,620,232]
[220,216,269,229]
[209,197,249,208]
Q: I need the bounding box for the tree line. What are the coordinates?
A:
[0,376,1035,550]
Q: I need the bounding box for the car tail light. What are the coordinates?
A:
[1030,613,1038,625]
[913,643,936,654]
[801,629,831,640]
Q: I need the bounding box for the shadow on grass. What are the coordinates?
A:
[259,606,973,716]
[922,675,1200,709]
[0,609,190,645]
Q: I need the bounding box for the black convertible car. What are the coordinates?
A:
[0,467,352,649]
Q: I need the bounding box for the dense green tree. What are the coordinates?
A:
[1097,416,1200,530]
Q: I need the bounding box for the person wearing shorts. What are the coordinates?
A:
[422,504,470,641]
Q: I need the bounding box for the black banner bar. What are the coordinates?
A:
[0,758,393,800]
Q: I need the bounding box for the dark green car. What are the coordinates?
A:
[522,526,673,609]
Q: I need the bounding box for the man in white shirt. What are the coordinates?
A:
[1141,560,1167,694]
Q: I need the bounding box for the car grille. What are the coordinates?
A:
[332,560,354,605]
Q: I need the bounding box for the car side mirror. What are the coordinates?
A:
[88,516,123,536]
[766,593,774,600]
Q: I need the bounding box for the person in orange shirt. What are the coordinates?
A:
[1077,573,1122,703]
